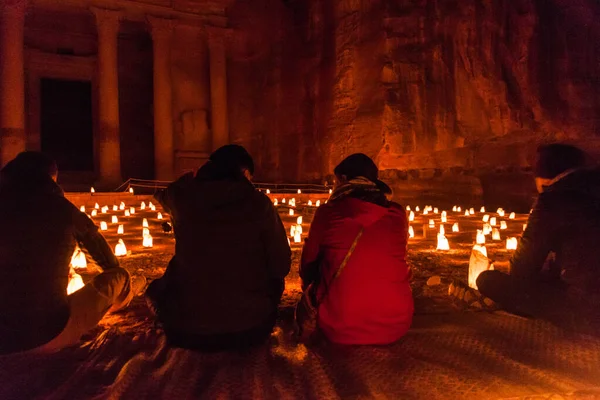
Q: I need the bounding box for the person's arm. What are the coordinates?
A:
[263,200,292,281]
[72,209,120,271]
[510,195,556,279]
[300,207,326,289]
[154,172,194,215]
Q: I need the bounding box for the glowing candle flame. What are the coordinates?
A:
[329,189,333,194]
[141,202,146,210]
[468,245,489,290]
[429,219,435,228]
[469,208,475,215]
[439,224,445,235]
[70,247,87,269]
[282,198,286,204]
[436,233,450,251]
[274,199,278,206]
[290,225,296,237]
[492,228,501,240]
[130,207,135,214]
[464,210,470,216]
[80,206,85,212]
[149,202,154,208]
[117,224,124,235]
[111,216,118,224]
[483,214,490,222]
[506,237,518,250]
[483,223,492,235]
[457,207,462,212]
[409,211,415,222]
[497,208,505,217]
[91,209,97,217]
[297,216,303,225]
[102,206,108,214]
[124,210,130,217]
[90,187,95,193]
[490,217,497,226]
[143,227,150,236]
[294,232,302,243]
[119,202,125,210]
[266,189,270,194]
[408,226,415,238]
[473,244,488,257]
[452,206,457,212]
[316,200,321,207]
[157,212,163,220]
[113,205,118,211]
[67,270,84,295]
[143,234,153,248]
[423,209,429,215]
[95,203,99,209]
[476,230,486,244]
[289,209,295,216]
[298,189,301,194]
[143,218,149,228]
[441,211,447,223]
[480,207,485,213]
[415,206,420,212]
[308,200,313,206]
[406,205,411,211]
[500,221,507,230]
[129,187,134,194]
[295,224,303,235]
[434,208,439,214]
[509,212,516,219]
[100,221,108,231]
[290,198,296,207]
[150,204,156,211]
[523,223,527,231]
[115,239,127,256]
[452,223,459,232]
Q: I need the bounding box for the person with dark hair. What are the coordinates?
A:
[0,152,145,355]
[474,143,600,332]
[299,153,413,345]
[148,145,291,351]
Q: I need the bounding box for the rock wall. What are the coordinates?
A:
[230,0,600,208]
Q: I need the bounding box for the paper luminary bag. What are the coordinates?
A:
[468,245,494,290]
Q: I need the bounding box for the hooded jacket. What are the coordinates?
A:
[154,173,291,336]
[0,173,119,354]
[511,168,600,295]
[300,196,413,345]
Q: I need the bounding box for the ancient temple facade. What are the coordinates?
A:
[0,0,232,188]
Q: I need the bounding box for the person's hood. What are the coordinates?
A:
[336,197,400,228]
[545,167,600,200]
[0,172,63,198]
[192,179,256,208]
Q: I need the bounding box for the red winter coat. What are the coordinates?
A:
[300,197,413,345]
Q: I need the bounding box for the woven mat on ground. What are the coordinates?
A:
[1,308,600,400]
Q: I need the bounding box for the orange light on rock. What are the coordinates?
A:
[100,221,108,231]
[523,223,527,231]
[115,239,127,256]
[506,237,518,250]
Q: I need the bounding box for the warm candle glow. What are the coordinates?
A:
[143,227,150,236]
[457,206,462,212]
[124,210,130,217]
[294,232,302,243]
[80,205,85,212]
[480,206,485,213]
[113,205,118,211]
[483,223,492,235]
[100,221,108,231]
[441,211,447,223]
[115,239,127,256]
[130,207,135,214]
[70,247,87,269]
[143,234,153,248]
[157,212,163,220]
[509,212,516,219]
[295,224,303,235]
[129,187,134,194]
[476,230,486,244]
[102,206,108,214]
[434,207,439,214]
[408,226,414,238]
[95,203,100,209]
[308,200,313,206]
[91,209,97,217]
[290,225,296,237]
[415,206,420,212]
[490,217,497,226]
[439,224,445,235]
[492,228,501,240]
[469,208,475,215]
[297,216,303,225]
[468,245,489,290]
[452,206,457,212]
[111,215,118,224]
[90,187,95,193]
[500,221,507,230]
[523,223,527,231]
[497,208,505,217]
[289,209,295,216]
[274,199,278,206]
[282,198,286,204]
[298,189,301,194]
[482,214,490,222]
[329,189,333,194]
[67,270,85,295]
[117,224,124,235]
[423,209,429,215]
[289,198,296,207]
[436,233,450,250]
[506,237,518,250]
[266,189,271,194]
[316,200,321,207]
[452,223,459,232]
[119,202,125,210]
[141,202,146,210]
[464,210,470,217]
[143,218,149,228]
[406,205,411,211]
[429,219,435,228]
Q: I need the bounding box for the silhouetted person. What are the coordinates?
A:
[477,144,600,332]
[147,145,291,351]
[300,153,413,344]
[0,152,144,355]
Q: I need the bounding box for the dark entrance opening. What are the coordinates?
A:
[40,78,94,172]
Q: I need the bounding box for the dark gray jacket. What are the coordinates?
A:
[512,168,600,295]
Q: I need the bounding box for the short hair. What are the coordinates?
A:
[1,151,58,179]
[534,144,586,179]
[196,144,254,181]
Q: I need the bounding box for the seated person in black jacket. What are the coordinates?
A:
[146,145,291,351]
[477,144,600,333]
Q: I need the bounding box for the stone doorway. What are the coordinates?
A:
[40,78,94,173]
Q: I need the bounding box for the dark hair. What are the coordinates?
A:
[196,144,254,181]
[534,144,586,179]
[0,151,58,179]
[334,153,392,194]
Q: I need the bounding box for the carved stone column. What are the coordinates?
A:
[92,7,122,187]
[0,0,27,167]
[147,16,175,181]
[207,27,230,151]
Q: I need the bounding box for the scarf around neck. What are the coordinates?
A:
[329,176,389,206]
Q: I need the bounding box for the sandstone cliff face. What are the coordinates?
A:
[229,0,600,207]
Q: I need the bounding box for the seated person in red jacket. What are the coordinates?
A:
[0,152,145,355]
[147,145,291,352]
[300,153,413,345]
[475,144,600,333]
